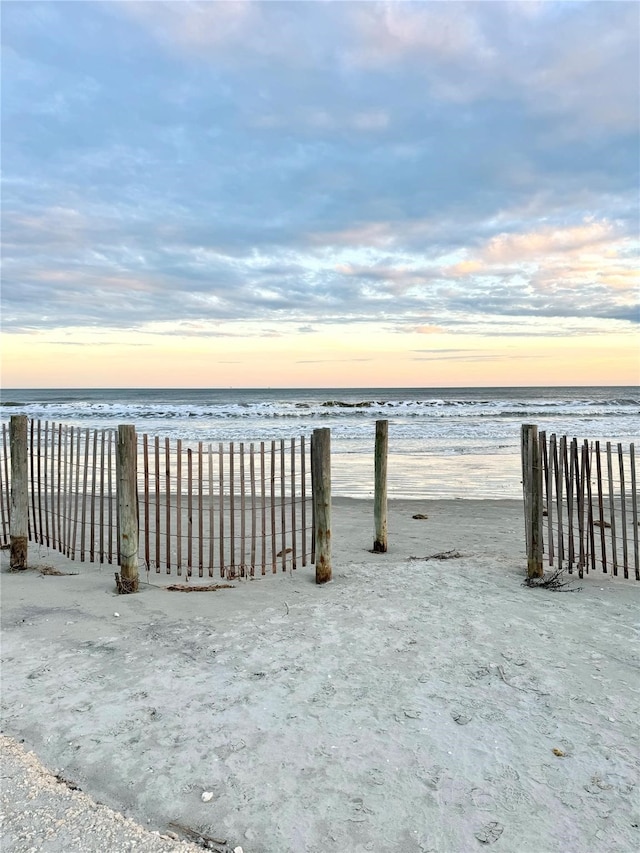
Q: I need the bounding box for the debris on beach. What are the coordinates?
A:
[409,550,465,561]
[552,748,566,757]
[38,566,78,576]
[167,820,232,851]
[166,583,235,592]
[523,569,582,592]
[114,572,137,594]
[276,547,293,556]
[412,513,429,520]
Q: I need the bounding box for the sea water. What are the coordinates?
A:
[1,387,637,500]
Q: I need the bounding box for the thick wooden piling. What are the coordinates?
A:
[115,424,138,593]
[9,415,29,569]
[373,420,388,553]
[521,424,543,579]
[311,427,332,584]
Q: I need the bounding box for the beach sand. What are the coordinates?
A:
[1,498,639,853]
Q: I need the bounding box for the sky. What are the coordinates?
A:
[1,0,639,389]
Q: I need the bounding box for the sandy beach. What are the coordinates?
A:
[1,497,639,853]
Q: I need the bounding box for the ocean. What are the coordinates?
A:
[1,387,637,500]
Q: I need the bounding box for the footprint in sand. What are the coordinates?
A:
[367,768,385,786]
[484,763,520,784]
[451,711,472,726]
[416,764,445,790]
[474,821,504,844]
[470,787,497,810]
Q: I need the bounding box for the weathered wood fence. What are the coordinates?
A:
[522,425,639,580]
[139,433,313,579]
[0,420,119,564]
[1,418,333,583]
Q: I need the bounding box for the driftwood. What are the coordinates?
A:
[166,820,230,851]
[39,566,78,576]
[409,550,465,561]
[165,583,235,592]
[523,568,581,592]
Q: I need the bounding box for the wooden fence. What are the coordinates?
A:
[139,434,313,578]
[1,419,317,579]
[522,425,639,580]
[0,421,119,563]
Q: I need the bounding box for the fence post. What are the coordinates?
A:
[373,419,388,553]
[311,427,331,584]
[9,415,29,570]
[116,424,139,593]
[521,423,543,578]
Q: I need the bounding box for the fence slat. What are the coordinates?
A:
[187,448,193,577]
[152,436,159,571]
[229,442,235,576]
[66,426,75,557]
[36,420,44,545]
[198,442,203,577]
[198,441,204,577]
[260,442,266,575]
[29,418,36,543]
[208,443,214,577]
[143,435,150,570]
[618,443,629,579]
[595,441,608,573]
[606,442,618,576]
[71,427,81,559]
[49,423,56,551]
[240,442,246,577]
[176,439,182,576]
[546,433,554,566]
[630,443,639,581]
[564,437,574,572]
[89,429,97,560]
[270,441,276,573]
[584,441,596,574]
[165,437,171,572]
[60,424,68,554]
[219,443,225,578]
[552,434,564,569]
[291,438,297,571]
[80,428,89,560]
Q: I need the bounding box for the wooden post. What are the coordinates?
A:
[115,424,138,593]
[311,427,332,584]
[373,419,388,553]
[521,424,543,578]
[9,415,29,570]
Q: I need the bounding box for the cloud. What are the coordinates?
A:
[348,2,491,68]
[480,221,616,264]
[1,0,637,345]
